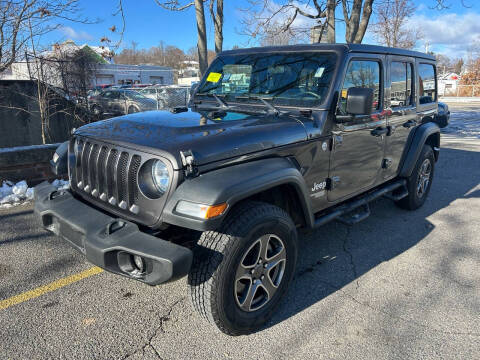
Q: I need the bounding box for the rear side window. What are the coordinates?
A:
[340,60,381,113]
[418,63,436,104]
[391,62,414,108]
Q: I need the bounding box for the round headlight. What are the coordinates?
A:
[152,160,170,194]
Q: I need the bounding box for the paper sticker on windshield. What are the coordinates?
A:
[314,67,325,78]
[207,72,222,82]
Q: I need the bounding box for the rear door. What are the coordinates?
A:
[383,57,417,180]
[328,55,387,202]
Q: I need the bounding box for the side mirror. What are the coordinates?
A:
[346,87,374,115]
[336,87,374,123]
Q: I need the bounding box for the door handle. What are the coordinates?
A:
[371,127,389,137]
[403,120,416,128]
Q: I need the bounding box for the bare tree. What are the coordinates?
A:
[259,22,298,46]
[155,0,209,75]
[23,44,98,143]
[240,0,337,45]
[341,0,374,43]
[194,0,208,74]
[0,0,92,74]
[209,0,224,53]
[370,0,421,49]
[430,0,471,10]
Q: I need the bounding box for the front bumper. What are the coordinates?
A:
[34,182,193,285]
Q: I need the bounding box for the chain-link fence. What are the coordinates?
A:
[137,85,191,110]
[444,85,480,97]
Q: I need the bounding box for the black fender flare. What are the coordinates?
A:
[50,141,69,176]
[399,122,440,178]
[162,157,314,231]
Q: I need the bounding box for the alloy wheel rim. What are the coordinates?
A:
[234,234,286,312]
[417,158,432,198]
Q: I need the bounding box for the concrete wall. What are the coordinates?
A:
[0,144,59,184]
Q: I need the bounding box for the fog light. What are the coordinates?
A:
[133,255,145,272]
[117,251,146,278]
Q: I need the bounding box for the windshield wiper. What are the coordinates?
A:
[195,92,231,111]
[235,95,280,116]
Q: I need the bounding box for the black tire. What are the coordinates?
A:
[396,144,435,210]
[188,201,298,336]
[91,104,102,116]
[128,106,138,114]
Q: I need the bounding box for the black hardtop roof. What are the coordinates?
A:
[221,43,435,61]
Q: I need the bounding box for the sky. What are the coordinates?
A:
[42,0,480,60]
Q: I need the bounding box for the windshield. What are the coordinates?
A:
[196,52,337,108]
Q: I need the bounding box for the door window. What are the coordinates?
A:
[418,63,436,104]
[339,60,381,114]
[391,62,414,108]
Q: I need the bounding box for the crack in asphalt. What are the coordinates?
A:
[120,297,185,360]
[341,226,359,289]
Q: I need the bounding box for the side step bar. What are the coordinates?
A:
[337,204,371,225]
[313,179,407,228]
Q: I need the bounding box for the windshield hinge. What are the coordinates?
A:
[180,150,198,178]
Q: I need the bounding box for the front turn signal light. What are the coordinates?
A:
[176,201,228,219]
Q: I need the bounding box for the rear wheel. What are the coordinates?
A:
[128,106,138,114]
[188,201,298,335]
[396,144,435,210]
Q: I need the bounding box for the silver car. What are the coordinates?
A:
[140,86,190,109]
[88,89,157,116]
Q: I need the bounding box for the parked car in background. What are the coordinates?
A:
[130,84,152,89]
[139,85,190,109]
[434,101,450,128]
[88,89,156,116]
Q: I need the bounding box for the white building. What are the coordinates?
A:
[0,40,174,88]
[177,60,200,86]
[438,73,460,96]
[93,64,173,86]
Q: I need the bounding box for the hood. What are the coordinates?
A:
[74,109,307,168]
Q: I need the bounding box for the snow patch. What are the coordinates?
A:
[0,179,70,210]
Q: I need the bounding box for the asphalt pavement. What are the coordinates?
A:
[0,110,479,359]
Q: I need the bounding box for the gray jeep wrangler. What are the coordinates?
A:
[36,44,440,335]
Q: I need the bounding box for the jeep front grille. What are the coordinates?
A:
[72,138,141,214]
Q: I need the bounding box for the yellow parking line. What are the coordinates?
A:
[0,266,103,311]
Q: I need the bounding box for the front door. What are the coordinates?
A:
[108,91,123,114]
[328,57,387,202]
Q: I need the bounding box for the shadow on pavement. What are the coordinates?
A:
[265,146,479,331]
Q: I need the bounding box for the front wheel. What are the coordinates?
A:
[188,201,298,335]
[396,144,435,210]
[128,106,139,114]
[91,104,102,116]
